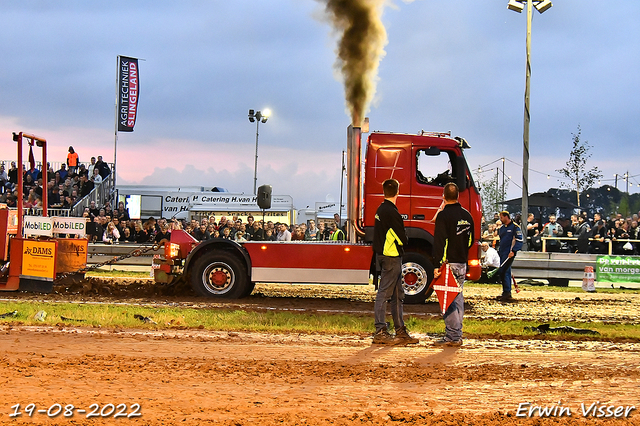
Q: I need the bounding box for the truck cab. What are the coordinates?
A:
[362,131,482,302]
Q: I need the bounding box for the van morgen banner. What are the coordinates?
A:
[117,56,139,132]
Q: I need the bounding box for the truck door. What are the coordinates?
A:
[410,147,469,234]
[363,139,411,227]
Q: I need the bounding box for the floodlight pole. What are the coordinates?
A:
[253,119,261,195]
[248,109,269,195]
[520,0,533,249]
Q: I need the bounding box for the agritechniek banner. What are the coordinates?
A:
[596,255,640,284]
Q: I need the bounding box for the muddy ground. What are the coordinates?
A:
[1,279,639,425]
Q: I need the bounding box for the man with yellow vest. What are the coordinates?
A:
[372,179,418,346]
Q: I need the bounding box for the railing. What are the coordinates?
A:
[483,236,640,255]
[540,236,640,255]
[71,172,115,217]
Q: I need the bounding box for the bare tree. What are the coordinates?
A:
[556,126,602,207]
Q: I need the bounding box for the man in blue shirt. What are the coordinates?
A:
[497,211,523,302]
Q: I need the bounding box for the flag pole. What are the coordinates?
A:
[113,55,119,189]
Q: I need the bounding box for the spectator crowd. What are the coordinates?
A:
[481,210,640,256]
[0,147,111,212]
[77,206,349,246]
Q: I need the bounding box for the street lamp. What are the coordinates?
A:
[508,0,552,250]
[248,108,271,195]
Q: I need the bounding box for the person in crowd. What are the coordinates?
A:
[87,200,100,218]
[67,146,79,175]
[372,178,418,346]
[87,157,97,178]
[479,241,501,283]
[221,227,232,240]
[56,163,68,181]
[330,221,345,240]
[291,225,305,241]
[91,167,103,185]
[525,213,540,250]
[305,220,319,241]
[276,223,291,241]
[541,214,563,252]
[206,224,216,238]
[79,173,94,198]
[47,180,60,207]
[95,155,111,179]
[317,222,329,241]
[218,216,228,231]
[115,201,130,221]
[133,220,149,243]
[245,215,255,239]
[432,182,474,346]
[235,231,247,242]
[112,217,123,234]
[589,219,608,254]
[8,161,19,188]
[495,211,523,302]
[0,164,8,189]
[86,216,103,242]
[155,223,171,244]
[121,227,134,242]
[250,221,264,241]
[103,221,120,244]
[23,173,35,195]
[573,215,591,254]
[629,220,639,254]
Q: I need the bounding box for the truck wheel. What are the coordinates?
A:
[190,251,249,298]
[402,253,434,304]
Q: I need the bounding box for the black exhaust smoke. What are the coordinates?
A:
[323,0,387,126]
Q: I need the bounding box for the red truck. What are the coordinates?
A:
[154,125,482,304]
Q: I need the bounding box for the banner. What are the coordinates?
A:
[21,240,57,280]
[596,255,640,284]
[117,56,140,132]
[52,217,88,237]
[23,216,53,237]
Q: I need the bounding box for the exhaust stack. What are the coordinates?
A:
[346,125,362,244]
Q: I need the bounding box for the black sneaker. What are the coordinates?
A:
[372,329,395,345]
[393,326,419,345]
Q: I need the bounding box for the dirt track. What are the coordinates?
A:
[1,281,640,424]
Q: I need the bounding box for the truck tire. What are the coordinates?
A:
[190,251,249,299]
[402,253,434,304]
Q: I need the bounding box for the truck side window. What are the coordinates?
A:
[416,150,456,187]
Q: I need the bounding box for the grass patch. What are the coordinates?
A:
[1,300,638,341]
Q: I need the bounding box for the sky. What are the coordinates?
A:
[1,0,639,211]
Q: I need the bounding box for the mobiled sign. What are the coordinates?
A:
[23,216,87,237]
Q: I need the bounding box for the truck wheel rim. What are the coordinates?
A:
[402,262,427,296]
[202,262,234,294]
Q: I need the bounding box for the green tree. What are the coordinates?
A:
[477,168,507,218]
[556,126,602,207]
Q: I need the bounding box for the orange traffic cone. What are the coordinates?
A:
[582,266,595,292]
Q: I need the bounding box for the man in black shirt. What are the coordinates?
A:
[372,179,418,346]
[432,183,474,346]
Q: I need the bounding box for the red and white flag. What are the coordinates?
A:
[432,263,462,315]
